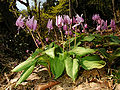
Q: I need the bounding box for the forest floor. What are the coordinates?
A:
[0,52,120,90]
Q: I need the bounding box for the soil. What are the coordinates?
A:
[0,52,120,90]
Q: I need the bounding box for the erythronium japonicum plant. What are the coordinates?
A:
[12,13,118,87]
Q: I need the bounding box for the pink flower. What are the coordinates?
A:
[92,14,100,21]
[33,20,37,31]
[101,20,108,30]
[46,38,49,42]
[110,19,116,30]
[16,14,25,29]
[65,30,72,35]
[82,29,85,33]
[84,24,87,29]
[96,25,101,31]
[26,16,37,31]
[26,50,29,53]
[63,15,72,25]
[63,24,67,31]
[73,16,76,24]
[56,15,64,28]
[47,19,53,30]
[76,14,84,24]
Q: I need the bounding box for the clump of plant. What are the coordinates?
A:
[12,13,119,87]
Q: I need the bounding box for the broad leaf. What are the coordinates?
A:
[81,55,106,70]
[82,35,95,42]
[50,53,66,79]
[15,64,35,87]
[12,57,37,72]
[44,47,55,58]
[69,47,95,57]
[12,48,42,72]
[65,57,79,81]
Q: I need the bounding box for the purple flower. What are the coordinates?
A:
[76,14,84,24]
[110,19,116,30]
[72,14,84,28]
[26,16,37,31]
[82,29,85,33]
[47,19,53,30]
[46,38,49,42]
[96,25,101,31]
[92,14,100,21]
[26,50,29,53]
[101,20,108,30]
[33,20,37,31]
[63,24,67,31]
[56,15,64,28]
[16,14,25,29]
[73,16,76,24]
[65,30,72,35]
[84,24,87,29]
[69,30,72,35]
[72,23,80,28]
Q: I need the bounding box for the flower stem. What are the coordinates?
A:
[29,29,39,48]
[54,29,58,43]
[25,25,39,48]
[36,30,45,49]
[68,25,71,50]
[74,27,77,47]
[60,29,64,52]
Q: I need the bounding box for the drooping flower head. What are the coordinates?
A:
[26,16,37,31]
[92,14,100,21]
[63,15,72,25]
[101,20,108,30]
[110,19,116,30]
[76,14,84,24]
[56,15,64,28]
[16,14,25,29]
[72,14,84,28]
[63,24,67,31]
[73,16,76,24]
[46,38,49,42]
[47,19,53,33]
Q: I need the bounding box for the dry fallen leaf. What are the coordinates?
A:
[34,81,60,90]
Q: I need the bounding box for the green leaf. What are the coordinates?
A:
[50,53,66,79]
[12,57,37,72]
[113,48,120,57]
[44,47,56,58]
[15,64,35,87]
[65,57,79,81]
[81,55,106,70]
[12,48,43,72]
[82,35,95,42]
[69,47,95,57]
[110,35,120,43]
[98,48,110,58]
[109,42,120,46]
